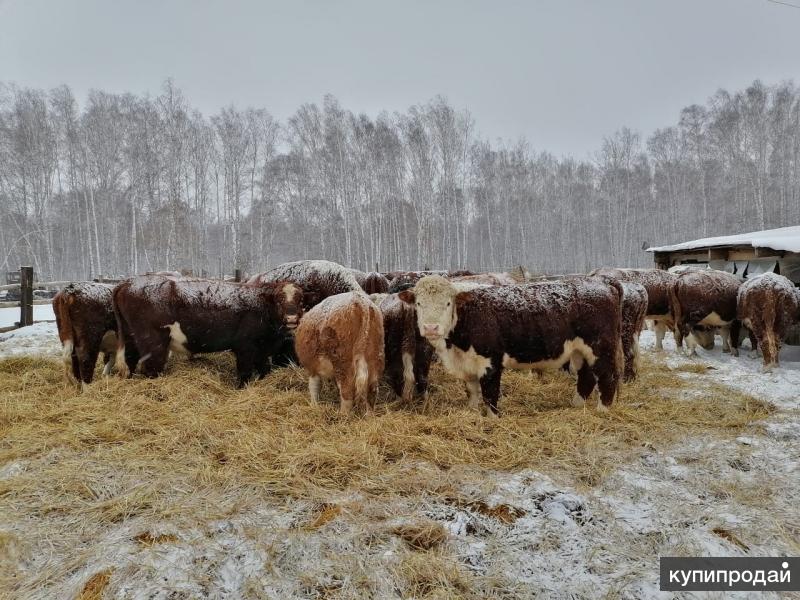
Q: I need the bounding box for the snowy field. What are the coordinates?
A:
[0,303,55,328]
[0,324,798,599]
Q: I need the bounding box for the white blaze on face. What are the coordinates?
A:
[283,283,300,328]
[413,276,459,340]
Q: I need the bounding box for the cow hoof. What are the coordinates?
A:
[570,393,586,408]
[731,349,739,357]
[596,402,609,412]
[80,382,89,393]
[762,363,777,374]
[748,350,759,360]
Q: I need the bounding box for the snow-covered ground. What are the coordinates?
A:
[0,303,55,328]
[1,325,798,598]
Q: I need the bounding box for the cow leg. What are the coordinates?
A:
[414,346,432,398]
[464,378,481,410]
[101,352,115,376]
[137,329,170,379]
[270,336,298,368]
[621,330,636,384]
[69,351,81,387]
[337,373,356,416]
[234,347,257,388]
[672,324,683,349]
[729,320,741,358]
[401,351,415,403]
[653,320,667,351]
[308,375,321,405]
[76,337,102,388]
[478,363,502,417]
[572,363,595,407]
[594,359,618,411]
[747,329,759,359]
[721,327,732,353]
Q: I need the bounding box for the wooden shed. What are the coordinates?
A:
[647,225,800,283]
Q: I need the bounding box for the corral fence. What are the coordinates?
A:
[0,266,247,334]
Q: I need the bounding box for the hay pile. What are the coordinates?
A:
[0,353,772,596]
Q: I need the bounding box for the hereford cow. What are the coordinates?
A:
[295,292,384,416]
[590,267,679,351]
[737,273,800,371]
[113,275,303,387]
[669,270,742,357]
[400,276,624,415]
[53,283,117,388]
[378,293,435,408]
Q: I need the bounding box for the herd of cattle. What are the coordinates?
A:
[51,260,800,417]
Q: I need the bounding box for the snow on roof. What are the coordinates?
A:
[646,225,800,254]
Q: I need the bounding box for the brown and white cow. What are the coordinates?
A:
[737,273,799,371]
[590,267,679,351]
[669,270,742,357]
[295,292,384,416]
[113,275,303,387]
[400,276,624,415]
[378,293,435,408]
[53,282,117,388]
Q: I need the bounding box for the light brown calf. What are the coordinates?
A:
[295,292,385,416]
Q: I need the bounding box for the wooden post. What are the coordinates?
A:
[234,268,242,282]
[19,266,33,327]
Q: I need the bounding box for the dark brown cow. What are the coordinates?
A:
[387,270,450,293]
[400,276,624,415]
[378,293,435,407]
[350,270,390,295]
[590,267,679,350]
[250,260,362,366]
[737,273,800,371]
[53,283,117,388]
[669,270,742,357]
[295,292,384,415]
[113,275,303,387]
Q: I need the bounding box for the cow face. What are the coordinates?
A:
[399,276,458,341]
[276,282,305,330]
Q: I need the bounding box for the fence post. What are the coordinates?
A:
[234,268,242,282]
[19,266,34,327]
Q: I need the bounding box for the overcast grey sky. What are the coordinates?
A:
[1,0,798,157]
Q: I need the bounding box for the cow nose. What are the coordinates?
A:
[422,324,440,337]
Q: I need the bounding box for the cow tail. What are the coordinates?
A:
[55,293,76,382]
[668,280,683,339]
[112,284,130,378]
[763,295,778,366]
[611,279,625,386]
[354,354,369,406]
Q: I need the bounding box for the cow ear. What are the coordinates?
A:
[454,292,470,309]
[398,289,415,304]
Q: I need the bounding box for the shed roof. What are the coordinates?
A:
[646,225,800,254]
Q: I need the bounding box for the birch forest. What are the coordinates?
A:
[1,78,799,281]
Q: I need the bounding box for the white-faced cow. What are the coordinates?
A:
[53,282,117,389]
[249,260,362,365]
[590,267,679,351]
[113,275,303,387]
[669,270,742,357]
[295,291,384,416]
[399,276,624,416]
[737,272,800,371]
[378,293,435,408]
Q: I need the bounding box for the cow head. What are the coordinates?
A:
[689,325,716,350]
[275,282,305,330]
[399,275,459,341]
